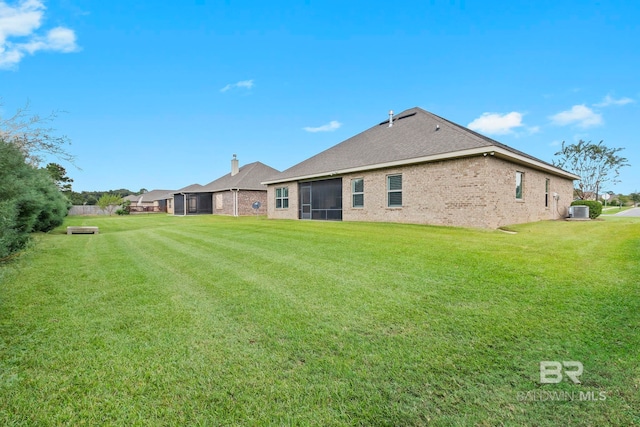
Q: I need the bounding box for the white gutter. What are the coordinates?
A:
[261,146,580,185]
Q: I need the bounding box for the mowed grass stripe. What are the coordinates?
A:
[120,218,640,421]
[2,230,264,424]
[112,223,441,424]
[106,222,516,422]
[147,221,543,364]
[148,225,440,319]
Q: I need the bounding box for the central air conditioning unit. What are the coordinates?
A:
[568,205,589,219]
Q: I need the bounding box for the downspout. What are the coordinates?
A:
[233,189,239,217]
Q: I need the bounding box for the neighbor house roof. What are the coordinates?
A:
[262,107,579,184]
[151,191,177,201]
[124,190,173,204]
[138,189,173,202]
[173,183,204,194]
[197,162,280,192]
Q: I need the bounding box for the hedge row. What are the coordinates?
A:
[0,139,70,260]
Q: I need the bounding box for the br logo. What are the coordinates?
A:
[540,361,583,384]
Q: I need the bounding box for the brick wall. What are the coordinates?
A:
[267,155,574,228]
[480,157,573,228]
[266,184,299,220]
[238,190,268,216]
[212,190,268,216]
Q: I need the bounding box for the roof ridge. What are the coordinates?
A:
[428,111,571,171]
[192,161,279,192]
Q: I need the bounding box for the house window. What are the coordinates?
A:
[515,171,524,200]
[352,178,364,208]
[275,187,289,209]
[387,174,402,207]
[215,193,223,210]
[545,178,550,207]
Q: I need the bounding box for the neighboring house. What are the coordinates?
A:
[173,156,279,216]
[122,194,141,204]
[124,189,174,213]
[262,107,580,229]
[152,191,176,214]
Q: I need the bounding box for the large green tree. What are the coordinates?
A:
[44,163,74,192]
[553,140,630,200]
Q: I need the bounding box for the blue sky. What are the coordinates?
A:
[1,0,638,194]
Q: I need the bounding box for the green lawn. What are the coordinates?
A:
[1,215,639,426]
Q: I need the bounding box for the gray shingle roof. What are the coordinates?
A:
[263,107,577,183]
[148,190,177,201]
[135,189,173,202]
[197,161,280,192]
[123,194,141,202]
[174,183,204,193]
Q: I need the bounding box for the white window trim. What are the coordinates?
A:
[275,187,289,209]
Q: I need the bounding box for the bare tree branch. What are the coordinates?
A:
[0,100,76,166]
[553,140,630,200]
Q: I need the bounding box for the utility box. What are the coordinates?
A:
[568,205,589,219]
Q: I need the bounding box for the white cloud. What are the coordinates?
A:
[549,105,603,128]
[0,0,78,69]
[526,125,540,135]
[594,94,635,107]
[467,112,524,135]
[220,79,254,93]
[303,120,342,133]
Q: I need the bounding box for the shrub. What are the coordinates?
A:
[117,199,131,215]
[32,170,71,232]
[0,139,69,259]
[571,200,603,219]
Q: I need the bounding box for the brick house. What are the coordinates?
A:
[262,107,579,229]
[151,191,176,214]
[173,156,279,216]
[123,189,174,213]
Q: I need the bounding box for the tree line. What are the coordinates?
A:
[44,162,140,205]
[67,189,137,205]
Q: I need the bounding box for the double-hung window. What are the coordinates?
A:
[275,187,289,209]
[387,174,402,207]
[352,178,364,208]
